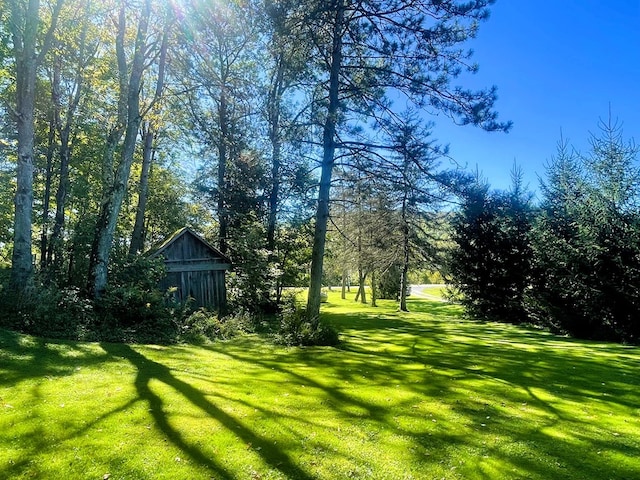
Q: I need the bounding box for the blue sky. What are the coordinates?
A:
[430,0,640,195]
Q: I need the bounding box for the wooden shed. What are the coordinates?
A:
[151,227,231,310]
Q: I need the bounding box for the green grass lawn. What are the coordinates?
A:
[410,285,447,300]
[1,292,639,479]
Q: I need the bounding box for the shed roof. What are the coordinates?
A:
[150,227,231,265]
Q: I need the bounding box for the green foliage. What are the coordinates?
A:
[0,255,182,344]
[95,285,178,344]
[63,215,96,287]
[142,165,192,245]
[447,118,640,343]
[527,122,640,342]
[377,264,402,300]
[447,172,534,324]
[408,269,443,284]
[177,308,254,344]
[176,309,219,344]
[275,294,339,347]
[275,223,313,289]
[0,284,93,340]
[0,162,13,250]
[90,254,180,343]
[227,220,278,313]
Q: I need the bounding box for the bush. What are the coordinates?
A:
[94,284,180,343]
[177,309,219,343]
[275,295,339,347]
[446,181,533,324]
[177,308,254,344]
[377,265,402,300]
[0,285,94,340]
[89,254,185,343]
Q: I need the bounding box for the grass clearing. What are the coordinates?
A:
[1,291,639,479]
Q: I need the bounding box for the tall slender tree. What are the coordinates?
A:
[7,0,63,292]
[45,0,96,275]
[304,0,511,320]
[129,16,171,256]
[177,0,259,254]
[88,0,154,297]
[263,0,312,252]
[384,114,442,312]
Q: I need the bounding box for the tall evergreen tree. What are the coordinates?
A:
[304,0,511,321]
[262,0,312,253]
[528,119,640,341]
[380,113,444,311]
[176,0,260,255]
[447,167,534,323]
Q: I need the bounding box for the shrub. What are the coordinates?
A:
[0,285,93,340]
[275,295,339,347]
[177,308,254,344]
[377,265,402,300]
[90,254,184,343]
[177,309,220,344]
[95,284,179,343]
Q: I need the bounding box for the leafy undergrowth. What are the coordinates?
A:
[1,291,639,479]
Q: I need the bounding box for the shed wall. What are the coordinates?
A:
[159,269,227,309]
[154,229,229,310]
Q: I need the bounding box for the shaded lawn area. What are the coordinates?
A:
[1,292,639,479]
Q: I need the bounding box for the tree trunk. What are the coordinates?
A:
[129,26,168,256]
[8,0,41,291]
[267,55,285,252]
[48,0,89,275]
[88,0,150,298]
[341,271,347,299]
[267,136,281,251]
[49,94,78,271]
[217,87,229,254]
[371,270,377,307]
[358,269,367,304]
[129,125,154,255]
[399,188,410,312]
[40,112,57,271]
[307,1,344,322]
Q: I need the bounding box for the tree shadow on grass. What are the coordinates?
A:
[3,300,640,480]
[0,329,146,479]
[330,299,640,412]
[284,299,640,478]
[99,342,316,480]
[0,328,111,387]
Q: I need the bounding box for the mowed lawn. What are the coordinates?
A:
[1,292,639,479]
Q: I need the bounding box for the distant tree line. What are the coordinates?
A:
[447,117,640,343]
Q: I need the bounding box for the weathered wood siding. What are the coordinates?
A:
[159,269,227,309]
[153,228,230,310]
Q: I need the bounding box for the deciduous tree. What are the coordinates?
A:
[88,0,155,297]
[6,0,63,292]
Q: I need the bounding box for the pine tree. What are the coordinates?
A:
[304,0,511,320]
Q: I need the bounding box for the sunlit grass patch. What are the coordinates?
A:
[1,290,639,479]
[418,285,448,299]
